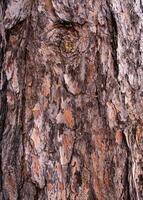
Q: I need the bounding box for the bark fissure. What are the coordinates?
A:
[106,1,119,79]
[0,4,7,195]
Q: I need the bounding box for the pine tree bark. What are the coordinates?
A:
[0,0,143,199]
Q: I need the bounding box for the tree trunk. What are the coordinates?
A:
[0,0,143,199]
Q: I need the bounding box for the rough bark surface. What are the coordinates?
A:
[0,0,143,199]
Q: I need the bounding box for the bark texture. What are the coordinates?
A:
[0,0,143,199]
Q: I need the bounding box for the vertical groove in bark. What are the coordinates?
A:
[0,2,7,199]
[106,1,119,79]
[0,71,7,198]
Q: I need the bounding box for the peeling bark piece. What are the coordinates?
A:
[58,130,75,165]
[63,108,74,129]
[30,127,41,151]
[64,74,81,95]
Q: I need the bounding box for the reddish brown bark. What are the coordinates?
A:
[0,0,143,199]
